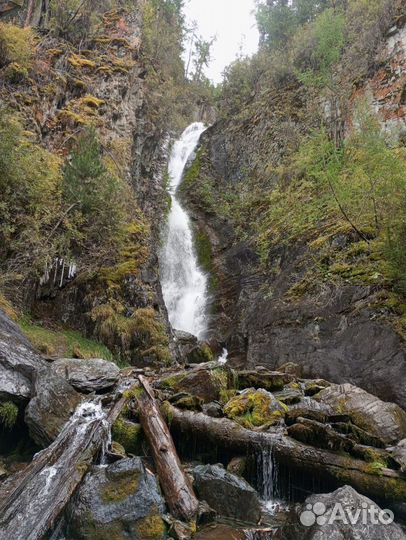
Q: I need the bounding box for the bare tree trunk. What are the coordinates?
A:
[137,376,199,521]
[0,396,128,540]
[24,0,36,26]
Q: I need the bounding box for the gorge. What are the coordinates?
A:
[0,0,405,539]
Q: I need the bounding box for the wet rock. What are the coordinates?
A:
[0,309,45,401]
[174,330,213,365]
[67,457,166,540]
[332,422,385,448]
[193,464,261,524]
[224,388,287,428]
[202,401,223,418]
[285,408,329,426]
[237,370,294,392]
[111,418,142,455]
[317,384,406,444]
[51,358,120,393]
[25,367,82,447]
[280,485,406,540]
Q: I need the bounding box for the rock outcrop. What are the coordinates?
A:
[51,358,120,394]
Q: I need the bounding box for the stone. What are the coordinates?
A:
[169,392,203,411]
[277,362,303,377]
[279,485,406,540]
[387,439,406,472]
[227,456,246,477]
[66,457,166,540]
[0,309,46,401]
[317,384,406,444]
[273,386,303,404]
[287,417,353,453]
[174,330,214,364]
[224,388,287,428]
[51,358,120,393]
[162,367,230,403]
[237,370,294,392]
[303,379,330,396]
[202,401,223,418]
[197,500,217,526]
[193,464,261,524]
[25,367,82,447]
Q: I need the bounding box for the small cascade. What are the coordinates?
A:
[257,446,280,502]
[218,348,228,364]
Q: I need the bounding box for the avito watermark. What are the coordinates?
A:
[300,501,394,527]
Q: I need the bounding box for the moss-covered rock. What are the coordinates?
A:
[224,388,288,428]
[161,366,231,403]
[237,370,294,392]
[67,458,166,540]
[111,418,142,455]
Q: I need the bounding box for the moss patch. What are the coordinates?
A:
[135,514,166,539]
[101,470,140,503]
[224,389,288,428]
[111,418,142,455]
[0,402,18,429]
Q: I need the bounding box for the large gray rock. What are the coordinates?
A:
[67,457,166,540]
[316,384,406,445]
[0,309,45,401]
[279,485,406,540]
[193,464,261,524]
[51,358,120,393]
[174,329,214,364]
[25,367,82,447]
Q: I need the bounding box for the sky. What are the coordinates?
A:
[182,0,260,84]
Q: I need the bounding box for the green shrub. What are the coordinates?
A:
[0,402,18,429]
[0,22,35,69]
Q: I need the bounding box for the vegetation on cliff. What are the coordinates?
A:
[182,0,405,335]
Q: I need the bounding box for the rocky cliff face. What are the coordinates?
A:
[182,18,406,408]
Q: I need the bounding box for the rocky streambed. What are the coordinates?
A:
[1,309,406,540]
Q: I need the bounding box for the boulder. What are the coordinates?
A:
[277,362,303,377]
[51,357,120,393]
[25,367,82,447]
[287,417,353,453]
[193,464,261,524]
[273,386,303,404]
[237,369,294,392]
[227,456,246,477]
[0,309,45,401]
[224,388,287,428]
[387,439,406,472]
[279,485,406,540]
[67,457,166,540]
[169,392,203,411]
[160,367,230,403]
[174,330,213,364]
[202,401,223,418]
[317,384,406,444]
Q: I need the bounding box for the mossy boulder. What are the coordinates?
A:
[67,458,166,540]
[317,384,406,444]
[168,392,203,411]
[161,366,231,403]
[111,418,142,455]
[224,388,288,428]
[237,369,294,392]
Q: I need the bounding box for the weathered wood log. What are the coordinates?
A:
[167,405,406,505]
[137,375,199,521]
[0,396,128,540]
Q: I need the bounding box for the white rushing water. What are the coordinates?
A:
[160,122,209,339]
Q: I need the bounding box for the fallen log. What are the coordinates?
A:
[137,375,199,521]
[0,395,128,540]
[167,404,406,505]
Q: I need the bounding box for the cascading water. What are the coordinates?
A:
[160,122,209,339]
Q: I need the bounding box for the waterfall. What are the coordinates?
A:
[257,446,280,503]
[160,122,209,339]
